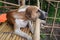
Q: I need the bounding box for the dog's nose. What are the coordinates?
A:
[45,12,48,17]
[44,12,48,20]
[39,9,48,20]
[43,12,48,20]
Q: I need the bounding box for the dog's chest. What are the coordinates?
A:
[15,19,28,28]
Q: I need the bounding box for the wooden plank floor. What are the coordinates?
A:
[0,22,32,40]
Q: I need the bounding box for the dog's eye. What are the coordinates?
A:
[36,10,40,13]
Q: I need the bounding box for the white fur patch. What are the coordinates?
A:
[18,8,26,12]
[18,6,29,12]
[13,15,19,18]
[15,19,28,28]
[13,14,23,19]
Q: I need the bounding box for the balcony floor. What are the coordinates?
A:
[0,22,32,40]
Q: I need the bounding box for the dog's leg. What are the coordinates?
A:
[28,21,34,33]
[14,23,32,40]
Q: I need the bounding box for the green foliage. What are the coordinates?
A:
[40,33,46,39]
[0,2,3,6]
[48,5,55,17]
[6,0,18,4]
[30,0,37,5]
[0,8,9,14]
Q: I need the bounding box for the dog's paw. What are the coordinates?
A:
[27,36,32,40]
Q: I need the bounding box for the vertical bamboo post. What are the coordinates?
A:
[50,2,59,37]
[33,18,41,40]
[29,0,30,5]
[20,0,25,6]
[37,0,40,8]
[41,0,43,9]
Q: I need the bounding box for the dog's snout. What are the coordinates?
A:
[39,9,48,20]
[43,12,48,20]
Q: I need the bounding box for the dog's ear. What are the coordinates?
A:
[25,7,32,18]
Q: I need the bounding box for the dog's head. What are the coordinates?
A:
[25,6,48,21]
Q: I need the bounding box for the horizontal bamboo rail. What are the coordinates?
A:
[46,0,60,2]
[0,1,20,7]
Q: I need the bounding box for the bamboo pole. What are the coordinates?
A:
[37,0,40,8]
[28,0,30,5]
[50,2,59,37]
[23,0,25,6]
[33,18,41,40]
[41,0,43,9]
[46,0,55,2]
[20,0,25,6]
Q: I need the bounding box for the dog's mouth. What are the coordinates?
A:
[40,20,46,27]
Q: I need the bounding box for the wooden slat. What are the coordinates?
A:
[1,25,8,32]
[12,35,16,40]
[15,36,20,40]
[9,35,12,40]
[0,33,3,39]
[0,33,8,40]
[0,23,7,31]
[5,33,12,40]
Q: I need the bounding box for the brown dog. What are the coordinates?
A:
[7,6,47,40]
